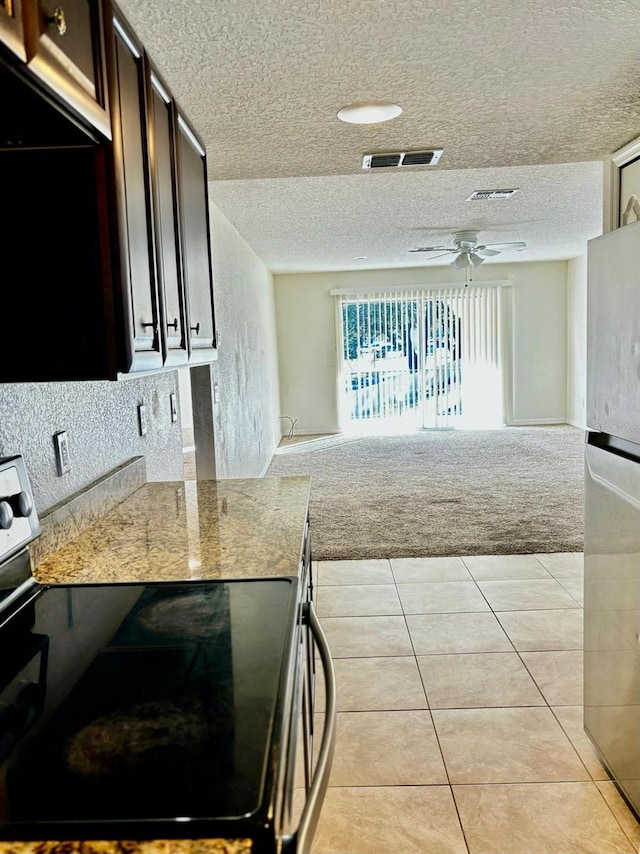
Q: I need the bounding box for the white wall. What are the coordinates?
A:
[274,270,341,435]
[178,199,282,475]
[566,255,588,428]
[506,261,567,424]
[274,261,568,434]
[177,367,193,430]
[205,200,281,477]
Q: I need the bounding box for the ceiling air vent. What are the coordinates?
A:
[363,153,402,169]
[362,149,443,170]
[466,189,519,200]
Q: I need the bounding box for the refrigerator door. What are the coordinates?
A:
[587,219,640,445]
[584,439,640,818]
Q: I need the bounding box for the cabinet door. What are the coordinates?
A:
[2,144,118,381]
[24,0,110,137]
[175,111,217,362]
[0,0,26,60]
[147,66,188,367]
[110,14,162,372]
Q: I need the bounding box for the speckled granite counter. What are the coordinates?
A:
[0,841,251,853]
[33,476,311,585]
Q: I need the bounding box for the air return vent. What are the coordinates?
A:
[362,149,443,170]
[466,189,519,200]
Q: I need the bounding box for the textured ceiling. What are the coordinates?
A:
[209,162,603,272]
[116,0,637,271]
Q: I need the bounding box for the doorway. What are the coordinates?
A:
[334,285,504,432]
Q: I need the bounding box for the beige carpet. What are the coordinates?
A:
[266,426,585,560]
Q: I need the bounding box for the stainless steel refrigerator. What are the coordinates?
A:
[584,219,640,819]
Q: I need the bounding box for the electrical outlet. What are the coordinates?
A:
[138,403,148,436]
[170,392,178,423]
[53,431,71,475]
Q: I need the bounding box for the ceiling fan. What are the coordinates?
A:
[409,230,527,268]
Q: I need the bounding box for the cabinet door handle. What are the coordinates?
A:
[44,6,67,35]
[190,322,200,335]
[167,317,179,332]
[141,321,157,333]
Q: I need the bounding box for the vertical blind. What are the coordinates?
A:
[332,285,504,429]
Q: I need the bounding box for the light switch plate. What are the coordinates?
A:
[170,392,178,423]
[53,431,71,475]
[138,403,148,436]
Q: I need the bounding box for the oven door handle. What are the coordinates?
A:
[282,601,337,854]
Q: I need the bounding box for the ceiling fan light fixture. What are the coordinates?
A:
[451,253,471,269]
[337,100,403,125]
[410,230,527,265]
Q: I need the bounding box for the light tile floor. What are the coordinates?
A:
[306,553,640,854]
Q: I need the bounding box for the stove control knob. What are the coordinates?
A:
[12,491,33,518]
[0,500,14,530]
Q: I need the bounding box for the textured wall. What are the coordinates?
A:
[207,201,281,478]
[0,371,184,515]
[508,261,567,423]
[274,260,570,434]
[274,272,340,434]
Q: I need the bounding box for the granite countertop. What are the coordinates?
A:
[0,841,252,853]
[33,476,311,586]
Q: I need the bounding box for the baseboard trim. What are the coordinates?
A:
[566,418,587,429]
[281,430,341,439]
[508,418,568,426]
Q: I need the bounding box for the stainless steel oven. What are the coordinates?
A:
[0,456,336,853]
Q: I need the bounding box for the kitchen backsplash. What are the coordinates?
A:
[0,371,184,515]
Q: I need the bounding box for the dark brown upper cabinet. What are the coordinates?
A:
[0,0,27,59]
[146,61,188,368]
[0,0,217,382]
[23,0,111,138]
[1,49,121,383]
[175,109,218,362]
[108,10,163,373]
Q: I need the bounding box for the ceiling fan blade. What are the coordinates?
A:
[476,247,500,257]
[408,246,454,253]
[483,241,527,251]
[409,250,456,259]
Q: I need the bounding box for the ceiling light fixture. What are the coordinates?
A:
[452,253,471,269]
[337,100,402,125]
[451,250,485,269]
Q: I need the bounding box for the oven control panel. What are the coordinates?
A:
[0,456,40,562]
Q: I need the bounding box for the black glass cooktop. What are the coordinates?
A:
[0,577,298,839]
